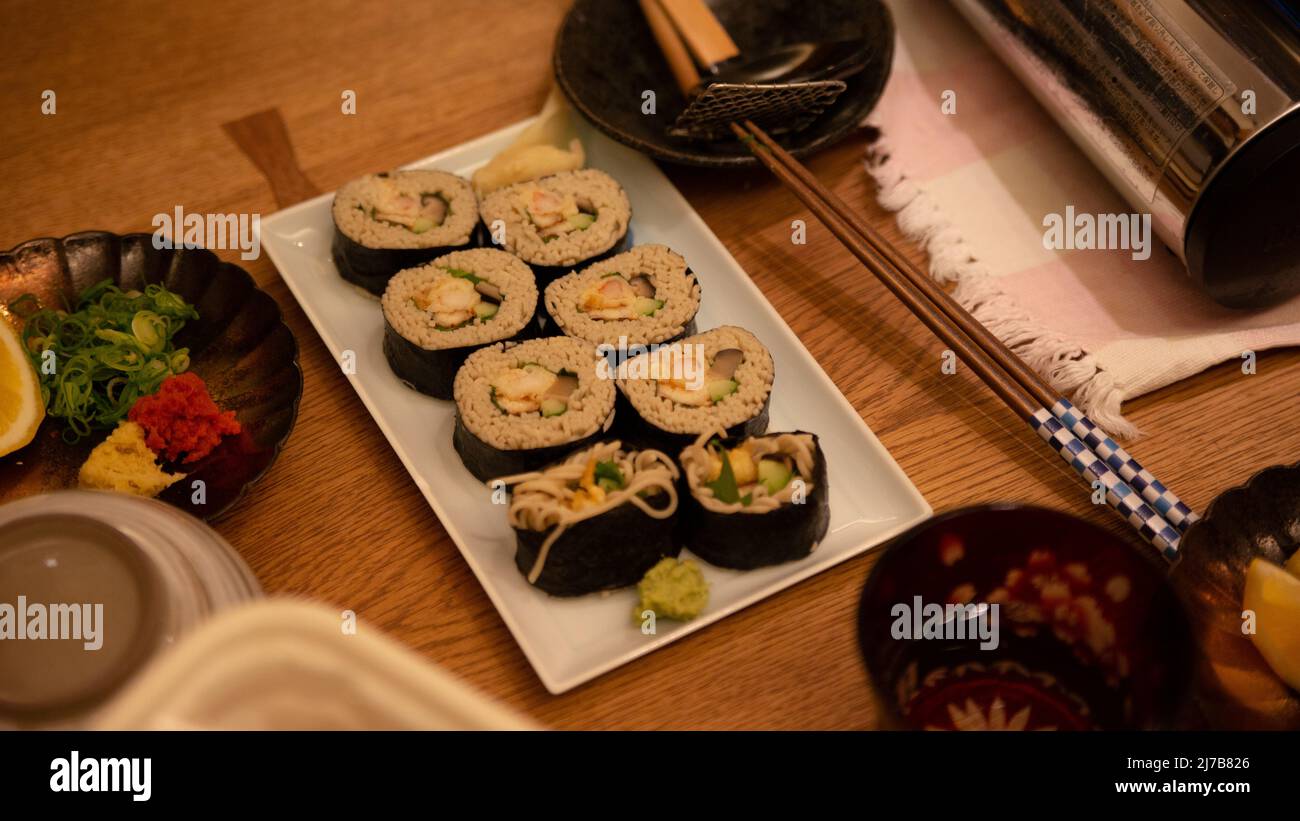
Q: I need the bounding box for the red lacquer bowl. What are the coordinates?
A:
[858,505,1194,730]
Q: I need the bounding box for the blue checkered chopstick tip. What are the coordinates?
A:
[1030,409,1182,561]
[1050,398,1198,533]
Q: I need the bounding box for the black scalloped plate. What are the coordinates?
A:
[554,0,895,167]
[0,232,301,521]
[1171,463,1300,729]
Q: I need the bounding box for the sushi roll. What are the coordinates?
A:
[332,170,481,295]
[617,325,773,452]
[453,336,616,481]
[543,244,701,346]
[497,441,680,596]
[382,248,537,399]
[678,430,830,569]
[478,169,631,284]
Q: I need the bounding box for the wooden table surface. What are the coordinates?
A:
[4,0,1298,729]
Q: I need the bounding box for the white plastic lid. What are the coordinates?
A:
[92,599,536,730]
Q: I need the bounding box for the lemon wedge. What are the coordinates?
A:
[1211,660,1296,713]
[0,314,44,457]
[1243,558,1300,691]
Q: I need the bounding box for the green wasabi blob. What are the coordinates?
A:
[633,557,709,623]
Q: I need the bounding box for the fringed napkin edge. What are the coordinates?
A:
[862,124,1143,439]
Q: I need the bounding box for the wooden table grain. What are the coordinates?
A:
[4,0,1297,729]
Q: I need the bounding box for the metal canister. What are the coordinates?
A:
[951,0,1300,308]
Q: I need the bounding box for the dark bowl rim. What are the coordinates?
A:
[858,503,1168,622]
[552,0,896,169]
[1182,459,1300,540]
[1167,459,1300,727]
[856,502,1192,727]
[0,229,304,522]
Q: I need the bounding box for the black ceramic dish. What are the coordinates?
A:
[1171,463,1300,730]
[0,232,302,521]
[554,0,895,168]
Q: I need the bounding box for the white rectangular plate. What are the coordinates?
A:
[261,119,931,693]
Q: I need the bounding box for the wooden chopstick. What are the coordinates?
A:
[735,119,1197,536]
[729,124,1042,420]
[638,0,701,97]
[729,122,1047,415]
[737,122,1059,410]
[732,120,1188,559]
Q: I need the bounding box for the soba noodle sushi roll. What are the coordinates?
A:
[617,326,773,452]
[452,336,616,481]
[678,431,829,569]
[543,244,701,346]
[478,169,631,283]
[498,441,680,596]
[332,170,481,294]
[382,248,538,399]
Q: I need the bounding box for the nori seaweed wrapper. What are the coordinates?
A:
[452,409,616,482]
[532,299,566,338]
[514,494,680,596]
[680,431,829,570]
[331,223,487,296]
[613,387,771,455]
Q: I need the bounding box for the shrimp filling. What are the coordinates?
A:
[657,348,744,407]
[490,364,579,417]
[577,273,662,320]
[518,187,596,239]
[363,178,449,233]
[411,269,501,329]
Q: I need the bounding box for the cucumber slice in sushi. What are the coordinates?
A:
[757,458,794,495]
[706,378,738,403]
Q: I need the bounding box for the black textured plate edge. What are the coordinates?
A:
[552,0,896,169]
[1188,459,1300,539]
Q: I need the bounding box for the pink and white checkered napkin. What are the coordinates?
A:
[863,0,1300,437]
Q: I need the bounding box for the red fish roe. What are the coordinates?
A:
[129,372,241,464]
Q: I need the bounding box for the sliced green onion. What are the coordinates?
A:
[8,278,200,441]
[131,310,167,352]
[6,293,40,318]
